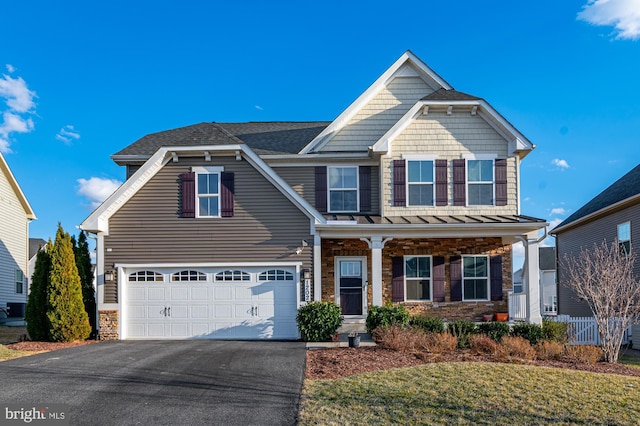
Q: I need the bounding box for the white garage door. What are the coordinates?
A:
[124,266,299,339]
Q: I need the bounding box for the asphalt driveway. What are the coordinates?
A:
[0,340,306,425]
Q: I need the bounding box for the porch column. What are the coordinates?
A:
[524,231,542,325]
[361,236,392,307]
[313,234,322,301]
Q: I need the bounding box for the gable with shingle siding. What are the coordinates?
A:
[320,76,434,152]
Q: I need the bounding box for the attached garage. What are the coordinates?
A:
[120,264,301,340]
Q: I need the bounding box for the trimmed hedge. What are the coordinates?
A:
[366,303,409,334]
[410,315,445,334]
[477,321,510,342]
[296,301,342,341]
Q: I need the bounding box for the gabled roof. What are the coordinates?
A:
[112,122,330,163]
[0,152,36,220]
[29,238,47,259]
[82,144,325,234]
[371,92,534,157]
[299,50,453,154]
[552,164,640,234]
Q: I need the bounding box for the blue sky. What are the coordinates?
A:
[2,0,640,269]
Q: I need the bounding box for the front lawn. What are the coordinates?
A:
[300,362,640,425]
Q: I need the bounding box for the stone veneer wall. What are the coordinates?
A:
[321,237,512,321]
[98,310,119,340]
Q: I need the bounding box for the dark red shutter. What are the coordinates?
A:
[433,256,445,302]
[495,159,507,206]
[220,172,234,217]
[393,160,406,206]
[490,255,503,301]
[359,166,371,212]
[450,256,462,301]
[435,159,448,206]
[315,166,327,213]
[392,257,405,302]
[180,172,195,218]
[453,159,466,206]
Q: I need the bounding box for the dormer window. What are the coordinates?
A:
[328,166,358,212]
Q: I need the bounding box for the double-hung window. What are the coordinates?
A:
[15,270,24,294]
[618,222,631,255]
[194,166,223,218]
[405,256,431,301]
[462,256,489,301]
[407,160,434,206]
[328,166,358,212]
[467,159,494,205]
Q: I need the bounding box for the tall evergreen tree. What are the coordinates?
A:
[47,224,91,342]
[24,241,51,341]
[73,232,96,336]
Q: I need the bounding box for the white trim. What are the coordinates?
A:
[191,166,224,174]
[335,256,368,317]
[404,255,433,302]
[300,51,451,154]
[462,153,497,160]
[405,157,435,207]
[0,152,37,220]
[461,255,490,302]
[466,158,495,207]
[327,165,360,213]
[402,154,438,161]
[193,166,223,218]
[115,261,303,269]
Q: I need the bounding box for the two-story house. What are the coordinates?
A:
[81,51,546,340]
[0,152,36,319]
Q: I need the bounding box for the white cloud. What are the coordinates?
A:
[0,74,36,113]
[77,177,122,209]
[56,125,81,144]
[255,105,263,111]
[550,207,567,216]
[578,0,640,40]
[549,218,564,230]
[0,69,36,152]
[552,158,570,169]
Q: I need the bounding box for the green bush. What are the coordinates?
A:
[296,301,342,341]
[542,318,571,344]
[447,320,477,348]
[366,303,409,334]
[510,321,545,345]
[477,321,510,342]
[409,315,445,334]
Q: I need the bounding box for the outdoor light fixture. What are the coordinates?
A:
[295,239,308,255]
[104,270,114,282]
[303,269,311,280]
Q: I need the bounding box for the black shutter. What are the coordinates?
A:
[180,172,195,218]
[433,256,445,302]
[392,257,404,302]
[359,166,371,212]
[220,172,234,217]
[495,159,507,206]
[490,255,503,301]
[453,159,466,206]
[450,256,462,301]
[435,159,448,206]
[393,160,406,206]
[315,166,327,212]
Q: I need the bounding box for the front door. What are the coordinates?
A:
[336,257,367,316]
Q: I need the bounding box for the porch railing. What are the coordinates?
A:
[508,291,527,321]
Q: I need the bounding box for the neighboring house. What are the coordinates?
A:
[27,238,47,294]
[552,164,640,318]
[81,51,547,340]
[512,246,557,316]
[0,152,37,318]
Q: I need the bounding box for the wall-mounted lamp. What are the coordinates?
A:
[104,271,115,282]
[295,239,309,255]
[303,269,311,280]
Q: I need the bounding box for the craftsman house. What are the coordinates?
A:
[81,51,546,339]
[0,152,36,319]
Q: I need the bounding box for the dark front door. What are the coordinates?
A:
[338,259,364,315]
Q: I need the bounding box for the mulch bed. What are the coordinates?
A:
[305,347,640,380]
[6,340,99,352]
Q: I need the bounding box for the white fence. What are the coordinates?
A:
[552,315,633,346]
[508,292,527,321]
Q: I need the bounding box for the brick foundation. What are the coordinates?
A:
[321,237,512,322]
[98,310,119,340]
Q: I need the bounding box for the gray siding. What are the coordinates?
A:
[273,165,380,214]
[104,156,313,303]
[556,202,640,317]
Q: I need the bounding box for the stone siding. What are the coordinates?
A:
[98,310,119,340]
[321,237,512,321]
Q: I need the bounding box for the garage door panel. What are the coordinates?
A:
[125,266,299,340]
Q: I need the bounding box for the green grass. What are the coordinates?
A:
[619,354,640,369]
[300,362,640,425]
[0,345,37,361]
